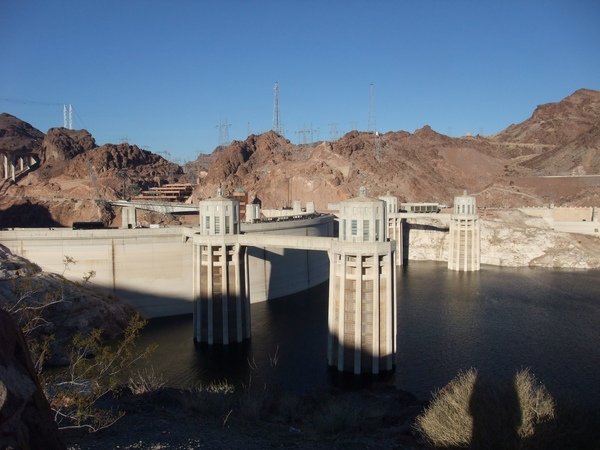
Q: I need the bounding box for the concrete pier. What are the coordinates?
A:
[121,206,137,228]
[193,189,250,344]
[448,191,480,271]
[193,238,250,344]
[328,187,396,374]
[1,152,38,182]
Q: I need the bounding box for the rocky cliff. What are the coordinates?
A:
[0,308,65,450]
[406,210,600,269]
[191,88,600,210]
[0,244,134,365]
[0,118,182,226]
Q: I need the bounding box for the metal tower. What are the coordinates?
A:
[368,83,376,133]
[295,126,311,145]
[272,81,282,136]
[216,118,231,146]
[328,123,339,141]
[63,104,73,129]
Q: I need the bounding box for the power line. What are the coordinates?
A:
[0,97,62,106]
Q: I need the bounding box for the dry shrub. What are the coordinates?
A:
[415,368,556,448]
[179,380,235,417]
[514,368,555,439]
[415,368,476,447]
[127,367,165,395]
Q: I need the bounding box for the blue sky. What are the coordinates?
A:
[1,0,599,162]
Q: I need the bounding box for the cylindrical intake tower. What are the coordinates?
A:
[194,189,250,344]
[448,191,480,271]
[328,187,396,374]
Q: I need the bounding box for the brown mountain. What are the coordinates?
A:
[0,113,44,155]
[0,117,182,227]
[2,87,600,227]
[494,88,600,147]
[192,88,600,209]
[521,122,600,175]
[194,126,507,210]
[40,127,97,164]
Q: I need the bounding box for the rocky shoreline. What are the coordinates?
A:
[406,209,600,269]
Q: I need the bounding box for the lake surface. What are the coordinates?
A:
[135,261,600,408]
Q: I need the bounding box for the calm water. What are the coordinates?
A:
[135,261,600,407]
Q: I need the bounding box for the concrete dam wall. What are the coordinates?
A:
[0,215,335,318]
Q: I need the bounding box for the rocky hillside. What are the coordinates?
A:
[521,121,600,175]
[196,127,508,210]
[0,117,182,227]
[406,210,600,269]
[189,88,599,209]
[1,88,599,227]
[0,244,134,365]
[494,89,600,147]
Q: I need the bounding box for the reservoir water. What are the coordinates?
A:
[135,261,600,408]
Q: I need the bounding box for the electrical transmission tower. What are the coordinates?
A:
[295,126,311,145]
[216,118,231,146]
[272,81,283,136]
[310,125,320,143]
[328,123,339,141]
[375,131,382,161]
[368,83,376,133]
[63,104,73,129]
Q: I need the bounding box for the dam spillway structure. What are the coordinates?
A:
[448,191,480,271]
[328,187,396,374]
[193,189,250,345]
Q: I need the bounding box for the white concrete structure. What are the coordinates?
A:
[194,190,248,344]
[338,187,387,243]
[328,187,396,374]
[379,194,403,266]
[121,206,137,228]
[379,194,398,215]
[245,203,261,222]
[448,191,480,271]
[198,188,240,235]
[1,153,38,182]
[519,206,600,236]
